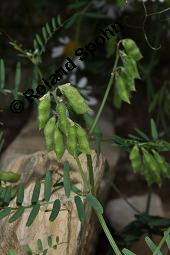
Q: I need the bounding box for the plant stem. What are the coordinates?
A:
[89,51,119,135]
[87,154,95,194]
[111,183,141,214]
[75,3,92,43]
[75,156,90,192]
[153,227,170,255]
[96,212,122,255]
[145,187,152,214]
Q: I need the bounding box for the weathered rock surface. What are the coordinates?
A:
[0,112,119,255]
[0,150,105,255]
[105,193,165,231]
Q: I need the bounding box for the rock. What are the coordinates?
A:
[99,106,119,170]
[0,150,106,255]
[105,193,164,231]
[0,112,119,255]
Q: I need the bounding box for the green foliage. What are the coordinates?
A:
[149,83,170,132]
[33,15,62,55]
[122,226,170,255]
[0,171,20,182]
[44,117,56,152]
[7,235,59,255]
[0,171,61,226]
[105,36,116,58]
[113,120,170,185]
[151,119,158,141]
[121,39,143,62]
[0,59,23,98]
[84,113,102,157]
[86,194,103,214]
[49,199,61,222]
[0,186,17,207]
[59,83,90,115]
[0,13,79,100]
[122,249,136,255]
[31,182,41,204]
[8,249,17,255]
[38,93,51,130]
[74,195,85,222]
[76,125,91,155]
[33,13,80,54]
[1,4,170,255]
[54,127,65,160]
[113,38,142,108]
[145,236,163,255]
[26,203,40,227]
[44,171,52,202]
[67,122,77,156]
[16,184,24,205]
[0,57,40,104]
[0,132,4,153]
[63,161,71,198]
[9,206,25,223]
[38,84,91,158]
[56,100,69,136]
[0,207,11,220]
[120,213,170,244]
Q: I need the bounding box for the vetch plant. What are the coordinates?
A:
[1,2,170,254]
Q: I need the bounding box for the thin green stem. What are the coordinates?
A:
[87,154,94,194]
[89,51,119,135]
[75,14,82,43]
[147,7,170,17]
[96,212,122,255]
[75,3,92,43]
[111,183,140,214]
[75,156,90,192]
[145,187,152,214]
[153,227,170,255]
[75,154,121,254]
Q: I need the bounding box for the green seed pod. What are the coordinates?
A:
[152,150,170,178]
[54,127,65,160]
[0,171,20,182]
[67,123,77,156]
[38,93,51,129]
[56,100,69,136]
[142,148,161,185]
[122,39,143,62]
[59,83,90,114]
[44,117,56,151]
[115,72,130,104]
[76,125,91,155]
[129,145,141,173]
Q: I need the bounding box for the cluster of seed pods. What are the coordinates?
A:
[38,83,91,159]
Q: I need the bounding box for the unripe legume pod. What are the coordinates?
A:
[59,83,90,114]
[122,39,143,62]
[0,171,20,182]
[152,150,169,178]
[142,148,161,185]
[129,145,141,173]
[54,127,65,160]
[44,117,56,151]
[38,93,51,129]
[67,123,77,156]
[76,125,91,155]
[56,101,69,136]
